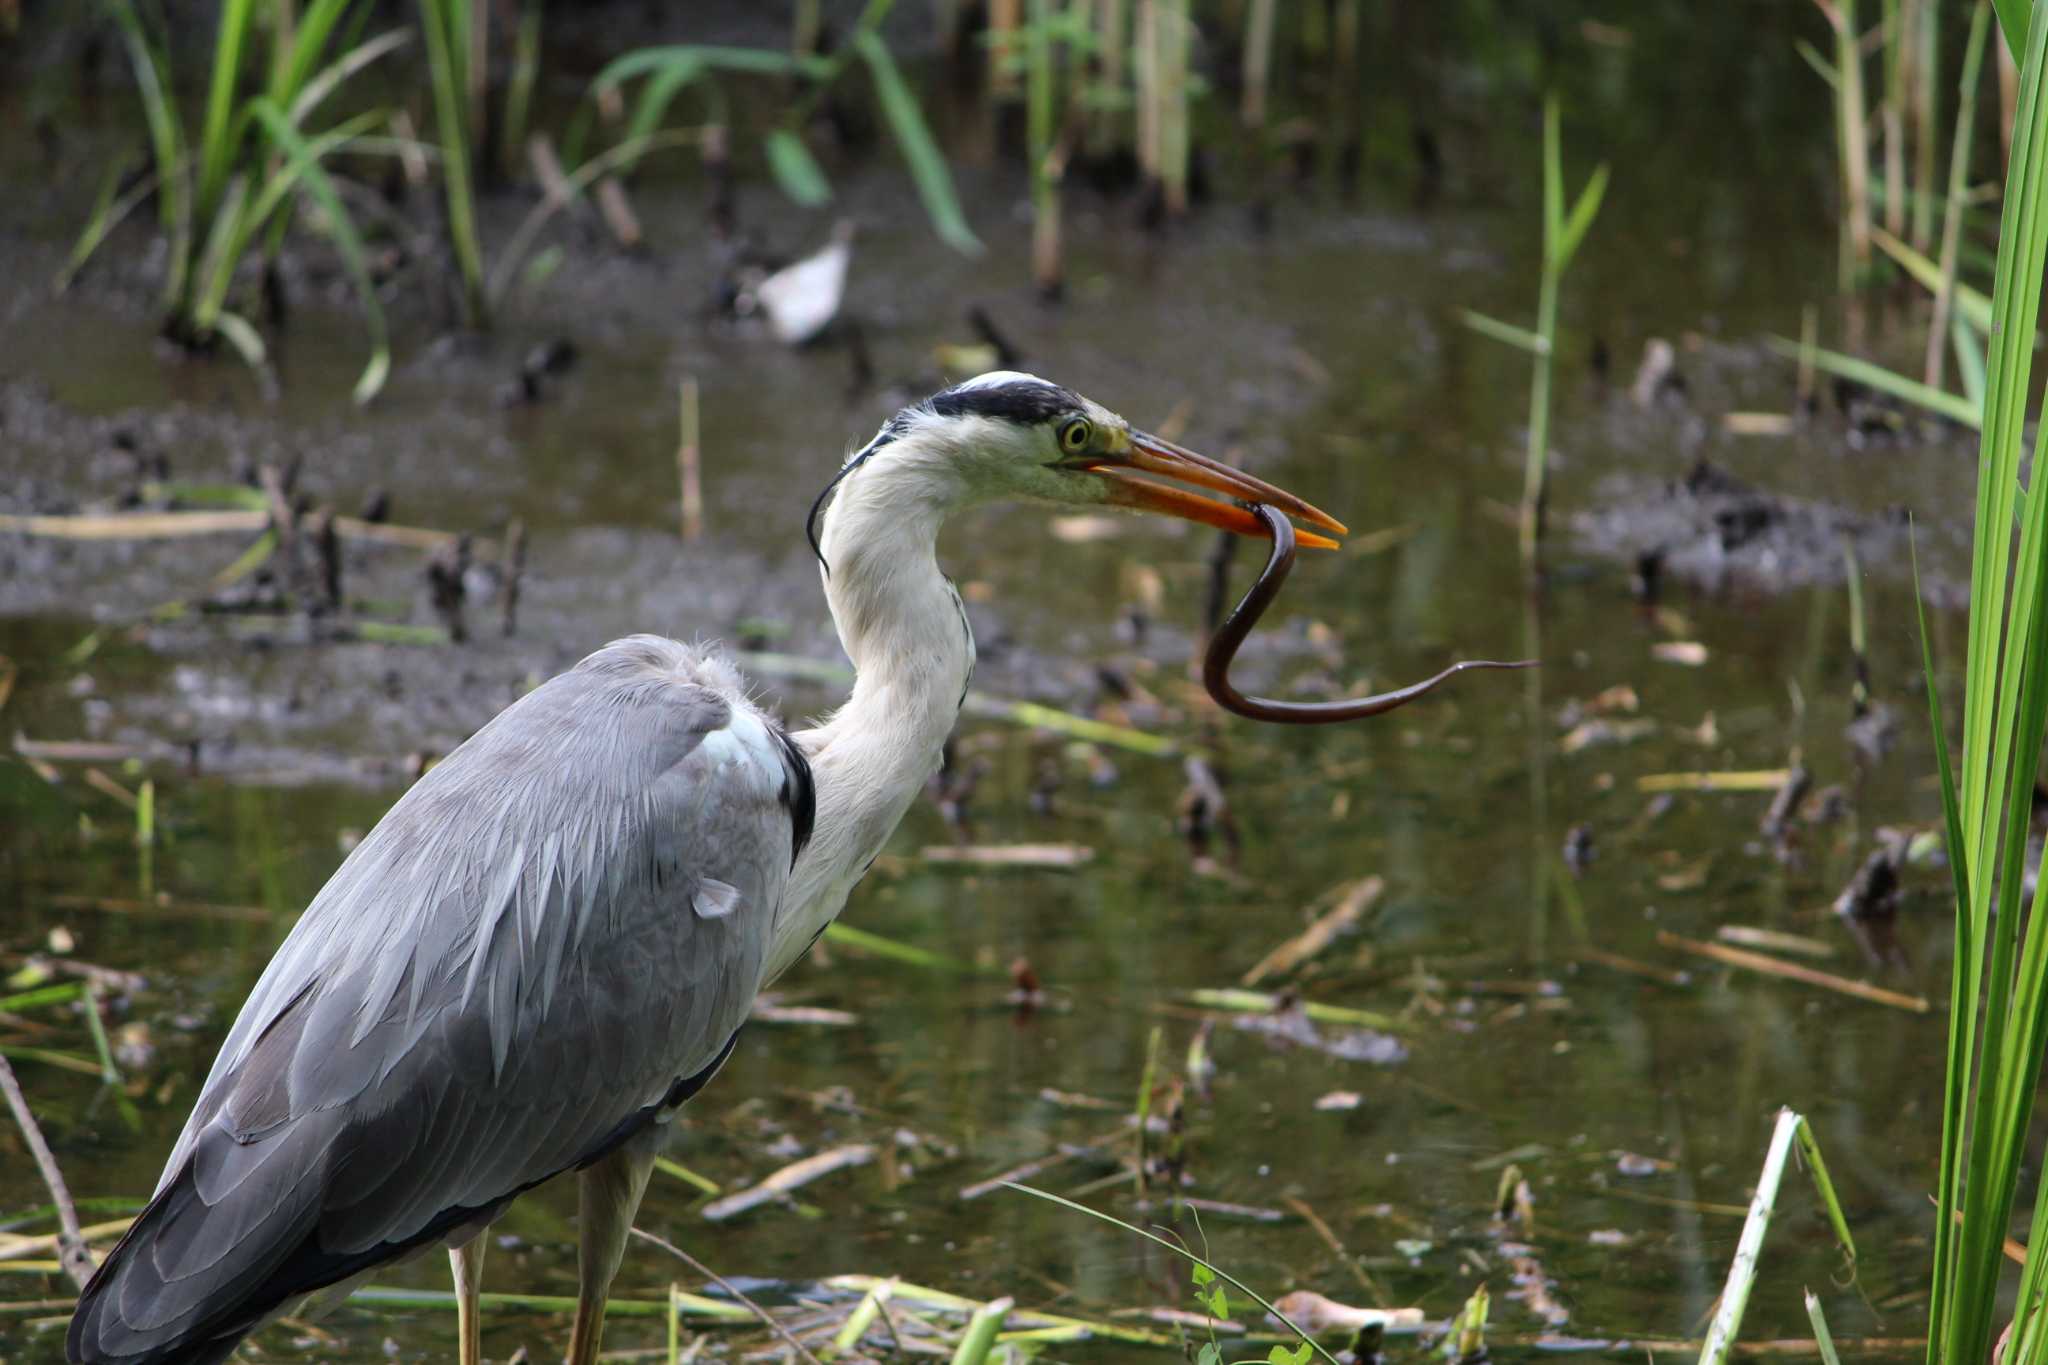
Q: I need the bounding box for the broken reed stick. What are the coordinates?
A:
[0,1215,134,1262]
[700,1143,874,1221]
[1637,769,1792,793]
[1716,925,1837,959]
[1281,1195,1382,1300]
[823,1274,1176,1348]
[0,510,498,558]
[678,376,702,541]
[958,1148,1084,1202]
[628,1226,826,1365]
[919,843,1094,868]
[0,1053,93,1290]
[1241,876,1382,985]
[1574,946,1692,988]
[1656,930,1929,1012]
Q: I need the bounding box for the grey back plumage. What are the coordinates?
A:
[69,636,813,1365]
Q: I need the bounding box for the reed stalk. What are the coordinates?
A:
[1882,0,1907,242]
[1820,0,1873,292]
[1027,0,1063,297]
[1240,0,1275,129]
[1922,6,2048,1364]
[1134,0,1159,196]
[420,0,488,327]
[988,0,1020,98]
[1093,0,1126,150]
[1158,0,1189,216]
[1928,2,1994,393]
[1912,0,1939,248]
[1464,96,1607,566]
[500,0,542,180]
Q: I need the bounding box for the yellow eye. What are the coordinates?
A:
[1059,418,1093,454]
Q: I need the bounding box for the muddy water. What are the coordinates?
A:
[1,8,1960,1362]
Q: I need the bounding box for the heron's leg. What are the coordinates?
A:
[566,1127,661,1365]
[450,1233,488,1365]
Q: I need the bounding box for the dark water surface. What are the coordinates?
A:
[1,7,1962,1361]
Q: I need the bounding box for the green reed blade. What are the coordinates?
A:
[855,30,981,255]
[246,100,391,400]
[196,0,260,223]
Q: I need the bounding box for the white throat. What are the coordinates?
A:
[770,453,976,981]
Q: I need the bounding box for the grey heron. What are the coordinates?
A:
[65,372,1348,1365]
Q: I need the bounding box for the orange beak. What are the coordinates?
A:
[1077,431,1347,550]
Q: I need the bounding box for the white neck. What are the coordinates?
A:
[769,457,975,981]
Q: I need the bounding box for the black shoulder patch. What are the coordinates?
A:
[929,378,1079,426]
[772,725,817,866]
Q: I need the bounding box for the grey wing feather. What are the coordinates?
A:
[68,636,811,1365]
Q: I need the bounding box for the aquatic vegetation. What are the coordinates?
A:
[1135,0,1194,217]
[417,0,489,328]
[588,0,979,255]
[1003,1182,1339,1364]
[1773,3,1997,424]
[1460,94,1608,566]
[1694,1109,1854,1365]
[1920,4,2048,1363]
[77,0,400,402]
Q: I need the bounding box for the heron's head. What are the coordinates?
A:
[808,371,1346,570]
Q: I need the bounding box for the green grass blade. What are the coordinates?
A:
[1937,7,2048,1358]
[1872,226,1995,331]
[268,0,357,108]
[246,100,391,401]
[1459,309,1548,355]
[854,30,981,255]
[1554,163,1609,273]
[79,984,120,1085]
[190,174,253,329]
[418,0,486,328]
[1805,1292,1844,1365]
[196,0,259,222]
[652,1155,722,1196]
[1953,312,1988,409]
[210,310,268,371]
[59,158,153,293]
[102,1,191,306]
[621,53,711,145]
[289,27,411,126]
[1698,1110,1804,1365]
[764,127,832,206]
[1790,1117,1856,1266]
[1000,1183,1342,1365]
[1996,0,2030,52]
[820,922,989,974]
[1541,93,1563,257]
[591,44,811,93]
[1795,37,1840,89]
[0,982,85,1012]
[1763,336,1980,426]
[1950,57,2048,1297]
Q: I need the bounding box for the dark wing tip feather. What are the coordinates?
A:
[67,1163,245,1365]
